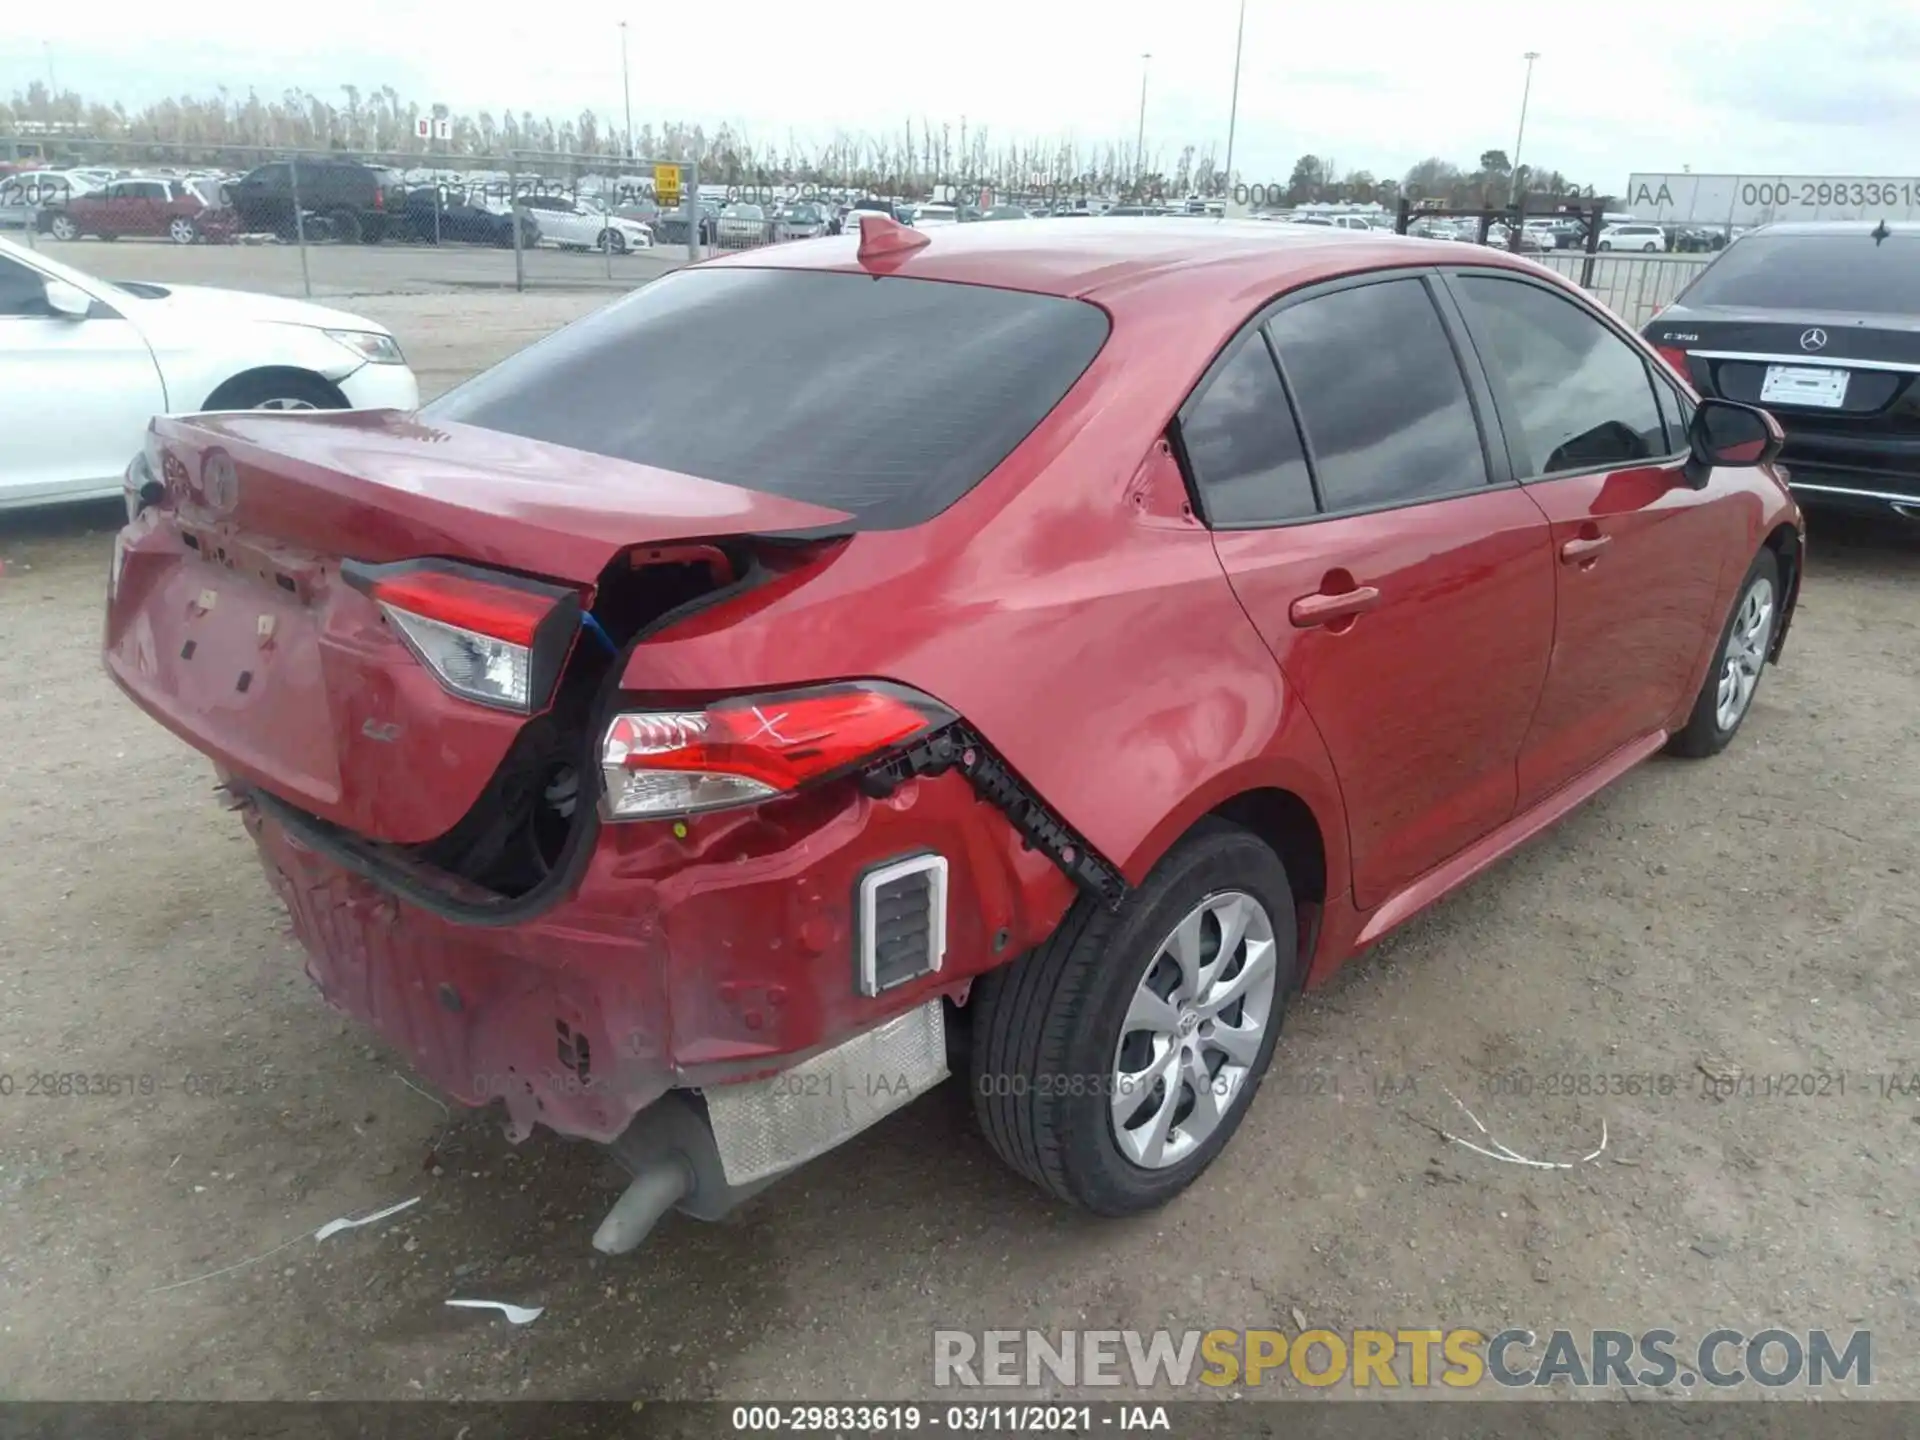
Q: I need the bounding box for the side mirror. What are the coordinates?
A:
[43,279,92,320]
[1684,398,1782,488]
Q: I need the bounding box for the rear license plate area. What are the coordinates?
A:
[1760,365,1849,409]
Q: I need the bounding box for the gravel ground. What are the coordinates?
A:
[1,292,1916,1403]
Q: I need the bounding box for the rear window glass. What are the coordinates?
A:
[424,268,1111,527]
[1680,232,1920,314]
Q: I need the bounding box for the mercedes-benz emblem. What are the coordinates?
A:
[1800,327,1828,352]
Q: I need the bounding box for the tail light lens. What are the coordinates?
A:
[601,683,954,820]
[342,559,582,713]
[1654,345,1692,383]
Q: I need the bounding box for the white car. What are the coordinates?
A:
[912,203,961,227]
[514,194,653,253]
[1599,222,1667,253]
[0,235,419,511]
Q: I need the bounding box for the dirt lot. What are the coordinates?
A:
[2,289,1917,1403]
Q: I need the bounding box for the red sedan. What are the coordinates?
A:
[104,216,1802,1250]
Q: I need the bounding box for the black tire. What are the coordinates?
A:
[48,213,78,241]
[970,820,1299,1215]
[1599,240,1612,251]
[204,371,345,412]
[1667,548,1781,759]
[598,227,627,254]
[328,208,363,245]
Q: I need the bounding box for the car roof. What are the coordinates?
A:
[704,218,1525,308]
[1746,220,1920,237]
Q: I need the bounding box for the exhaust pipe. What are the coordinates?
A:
[592,1156,693,1255]
[589,1091,776,1255]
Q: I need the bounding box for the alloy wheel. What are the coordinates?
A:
[1715,575,1775,732]
[255,398,319,411]
[1111,891,1278,1170]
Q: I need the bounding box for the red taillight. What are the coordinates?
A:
[601,683,955,819]
[342,559,581,713]
[364,567,553,646]
[1654,345,1692,383]
[374,190,385,211]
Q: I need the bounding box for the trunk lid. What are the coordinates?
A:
[104,410,852,846]
[1652,303,1920,437]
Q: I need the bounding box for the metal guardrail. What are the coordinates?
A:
[1534,251,1710,327]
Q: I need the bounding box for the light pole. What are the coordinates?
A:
[619,21,634,159]
[1222,0,1247,203]
[1511,51,1540,205]
[1135,53,1151,186]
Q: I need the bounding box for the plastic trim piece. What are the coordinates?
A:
[860,723,1130,909]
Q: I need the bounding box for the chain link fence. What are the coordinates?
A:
[1,140,727,295]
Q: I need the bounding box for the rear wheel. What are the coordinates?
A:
[1643,241,1658,253]
[328,208,363,245]
[1668,549,1780,758]
[168,216,197,244]
[48,213,78,241]
[971,821,1298,1214]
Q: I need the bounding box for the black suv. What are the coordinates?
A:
[1647,221,1920,520]
[231,159,408,243]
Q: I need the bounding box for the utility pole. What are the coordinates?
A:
[619,21,634,159]
[1222,0,1247,200]
[1136,53,1152,186]
[1511,51,1540,205]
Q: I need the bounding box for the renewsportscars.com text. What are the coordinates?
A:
[933,1327,1871,1390]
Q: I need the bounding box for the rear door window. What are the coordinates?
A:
[1265,277,1488,512]
[424,267,1111,528]
[1451,274,1667,475]
[1179,332,1316,525]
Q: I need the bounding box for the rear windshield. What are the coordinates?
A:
[423,267,1111,527]
[1679,232,1920,314]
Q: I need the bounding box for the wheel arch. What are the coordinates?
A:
[1762,520,1803,661]
[1118,760,1347,973]
[200,366,349,411]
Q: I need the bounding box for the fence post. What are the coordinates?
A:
[604,174,615,282]
[290,152,313,299]
[1395,197,1411,235]
[511,158,525,293]
[685,161,701,264]
[433,182,442,247]
[1580,203,1601,291]
[1508,187,1525,253]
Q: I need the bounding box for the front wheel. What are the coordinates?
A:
[48,213,78,241]
[971,820,1298,1215]
[1668,549,1780,758]
[205,371,345,412]
[598,228,627,254]
[1599,240,1612,251]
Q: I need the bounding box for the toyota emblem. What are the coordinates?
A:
[1799,327,1828,352]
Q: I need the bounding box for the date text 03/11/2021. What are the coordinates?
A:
[728,1404,1171,1433]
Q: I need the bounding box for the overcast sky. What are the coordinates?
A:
[6,0,1916,188]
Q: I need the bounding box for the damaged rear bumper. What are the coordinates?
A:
[241,766,1072,1147]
